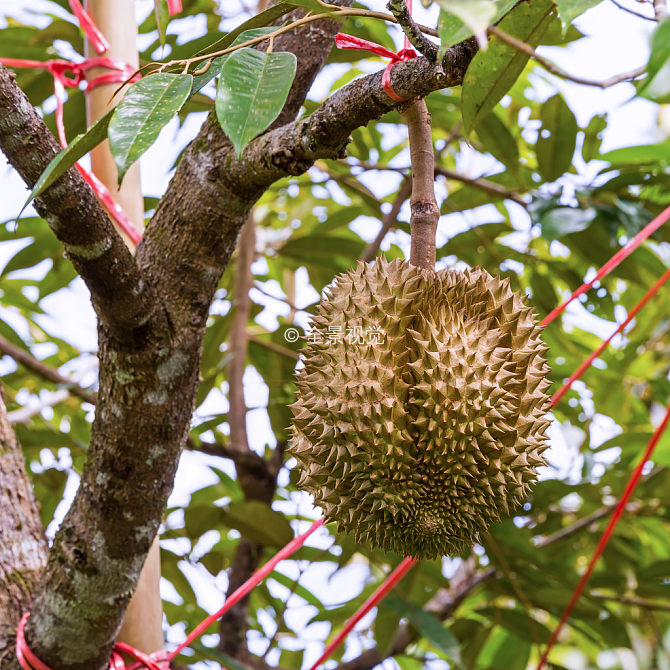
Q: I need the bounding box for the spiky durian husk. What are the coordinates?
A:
[289,258,552,559]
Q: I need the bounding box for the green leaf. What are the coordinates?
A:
[154,0,170,47]
[581,113,606,162]
[18,110,113,218]
[461,0,554,133]
[108,73,193,184]
[554,0,602,31]
[194,3,297,57]
[279,0,337,11]
[536,93,578,181]
[638,17,670,102]
[474,111,519,170]
[437,0,517,57]
[216,47,297,157]
[599,141,670,165]
[222,500,294,547]
[386,595,464,668]
[190,644,254,670]
[190,27,275,96]
[537,206,596,241]
[435,0,498,46]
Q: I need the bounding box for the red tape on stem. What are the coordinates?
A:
[68,0,110,54]
[540,205,670,327]
[308,556,417,670]
[0,56,143,245]
[536,402,670,670]
[550,266,670,407]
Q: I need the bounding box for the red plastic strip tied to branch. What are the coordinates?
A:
[334,33,417,102]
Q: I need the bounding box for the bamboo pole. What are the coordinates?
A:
[85,0,144,250]
[84,0,163,654]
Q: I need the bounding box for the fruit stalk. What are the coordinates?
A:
[403,99,439,270]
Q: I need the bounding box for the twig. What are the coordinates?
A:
[0,334,97,405]
[386,0,439,60]
[7,389,71,424]
[609,0,656,20]
[488,25,646,89]
[360,176,413,262]
[248,334,300,361]
[590,592,670,611]
[435,166,527,206]
[348,161,527,206]
[130,7,439,82]
[403,100,439,270]
[252,283,307,315]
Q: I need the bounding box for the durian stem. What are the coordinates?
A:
[403,99,439,271]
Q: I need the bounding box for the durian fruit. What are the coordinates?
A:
[289,258,552,559]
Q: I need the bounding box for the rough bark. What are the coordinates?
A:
[0,67,151,340]
[0,389,49,670]
[0,9,478,665]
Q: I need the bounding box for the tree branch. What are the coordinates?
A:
[360,176,413,262]
[0,335,97,406]
[386,0,439,60]
[0,67,153,340]
[488,26,646,89]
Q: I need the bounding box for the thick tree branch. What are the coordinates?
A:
[386,0,439,60]
[0,67,153,340]
[0,388,48,670]
[143,40,477,327]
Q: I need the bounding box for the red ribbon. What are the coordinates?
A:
[0,56,143,245]
[335,0,416,101]
[167,0,183,15]
[334,33,417,102]
[68,1,110,54]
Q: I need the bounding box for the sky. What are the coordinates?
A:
[0,1,667,668]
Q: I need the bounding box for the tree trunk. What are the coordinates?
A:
[0,389,48,670]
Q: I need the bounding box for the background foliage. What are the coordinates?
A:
[1,1,670,669]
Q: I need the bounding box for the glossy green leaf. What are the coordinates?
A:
[216,47,297,157]
[474,111,519,169]
[435,0,497,46]
[194,3,297,57]
[190,27,275,96]
[221,500,293,547]
[638,17,670,102]
[554,0,602,31]
[599,141,670,165]
[437,0,517,56]
[540,207,596,240]
[154,0,169,47]
[386,595,464,668]
[18,110,113,218]
[108,73,193,184]
[536,93,578,181]
[461,0,554,133]
[582,113,607,161]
